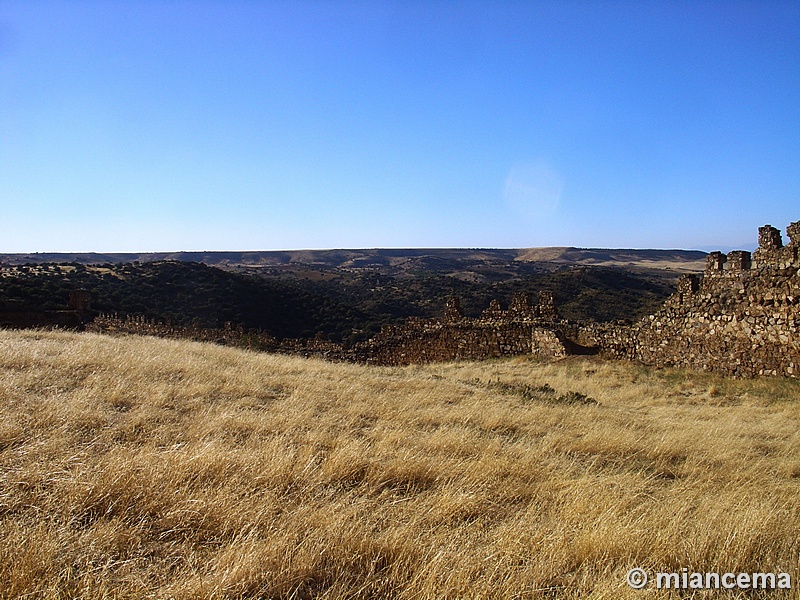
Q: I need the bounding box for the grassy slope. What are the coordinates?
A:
[1,330,799,599]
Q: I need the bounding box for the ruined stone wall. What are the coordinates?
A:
[595,221,800,377]
[575,321,635,359]
[352,318,570,366]
[348,293,573,365]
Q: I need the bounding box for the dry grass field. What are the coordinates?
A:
[1,329,799,599]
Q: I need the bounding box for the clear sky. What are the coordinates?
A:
[1,1,798,252]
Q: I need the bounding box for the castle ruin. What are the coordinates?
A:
[350,291,585,366]
[593,220,800,377]
[352,220,800,378]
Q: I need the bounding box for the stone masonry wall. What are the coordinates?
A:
[593,220,800,377]
[349,293,574,365]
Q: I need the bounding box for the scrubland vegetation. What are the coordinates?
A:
[1,329,799,598]
[0,258,672,343]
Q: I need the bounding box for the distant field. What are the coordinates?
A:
[1,330,798,598]
[514,247,708,273]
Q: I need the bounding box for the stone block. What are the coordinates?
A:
[677,274,699,294]
[787,220,800,247]
[759,224,783,251]
[509,292,533,313]
[706,251,727,272]
[443,297,464,322]
[538,291,558,320]
[726,251,752,271]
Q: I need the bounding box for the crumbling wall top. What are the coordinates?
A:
[758,225,783,251]
[538,291,558,320]
[787,220,800,247]
[509,292,533,314]
[754,223,797,268]
[481,299,504,320]
[706,251,727,273]
[677,274,699,294]
[444,297,464,322]
[726,250,751,272]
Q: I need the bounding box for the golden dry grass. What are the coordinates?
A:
[1,329,799,599]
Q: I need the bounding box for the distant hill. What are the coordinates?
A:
[0,247,707,274]
[513,247,707,272]
[1,246,708,343]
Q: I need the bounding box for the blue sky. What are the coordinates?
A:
[1,1,798,252]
